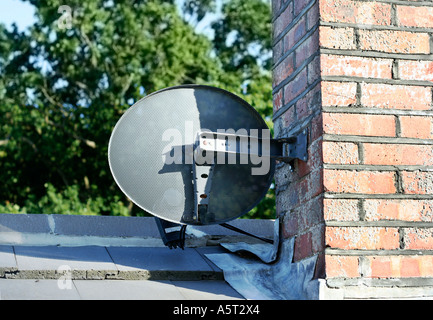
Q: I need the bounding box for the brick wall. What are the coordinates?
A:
[273,0,433,298]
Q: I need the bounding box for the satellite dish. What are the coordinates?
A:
[108,85,307,246]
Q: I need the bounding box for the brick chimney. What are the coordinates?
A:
[272,0,433,298]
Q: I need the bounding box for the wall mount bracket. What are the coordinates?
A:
[156,129,309,248]
[197,129,308,163]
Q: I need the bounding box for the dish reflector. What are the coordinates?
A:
[108,85,275,225]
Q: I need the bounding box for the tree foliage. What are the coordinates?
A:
[0,0,274,218]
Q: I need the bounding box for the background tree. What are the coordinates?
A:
[0,0,274,218]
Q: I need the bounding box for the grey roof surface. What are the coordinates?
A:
[0,214,274,300]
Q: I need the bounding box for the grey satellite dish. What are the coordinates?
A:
[108,85,307,248]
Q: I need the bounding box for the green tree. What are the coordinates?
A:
[0,0,274,219]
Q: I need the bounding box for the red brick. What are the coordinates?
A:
[419,256,433,277]
[273,53,294,87]
[366,256,433,278]
[274,2,293,38]
[319,26,356,50]
[323,169,396,194]
[359,29,430,54]
[402,228,433,250]
[320,0,391,25]
[361,83,432,110]
[364,199,433,222]
[400,257,422,278]
[325,226,399,250]
[321,55,393,79]
[284,68,308,104]
[399,60,433,82]
[322,113,396,137]
[322,81,357,106]
[323,141,359,164]
[402,171,433,195]
[324,199,359,221]
[397,5,433,28]
[363,143,433,166]
[400,116,433,139]
[368,256,394,278]
[325,255,360,278]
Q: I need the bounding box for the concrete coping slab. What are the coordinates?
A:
[0,245,227,281]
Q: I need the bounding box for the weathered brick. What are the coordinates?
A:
[282,209,299,238]
[283,104,296,127]
[296,82,321,121]
[320,0,391,25]
[399,60,433,82]
[322,81,357,106]
[359,30,430,54]
[397,5,433,29]
[283,15,307,53]
[303,168,324,201]
[272,0,283,17]
[319,26,356,50]
[364,199,433,222]
[273,53,295,87]
[322,113,396,137]
[363,143,433,166]
[324,199,359,221]
[307,1,319,30]
[323,169,396,194]
[307,54,320,85]
[298,136,322,177]
[361,83,432,110]
[323,141,359,164]
[311,113,323,142]
[295,29,319,68]
[321,54,393,79]
[402,228,433,250]
[273,88,283,113]
[326,226,400,250]
[294,231,313,261]
[284,68,308,104]
[273,39,284,65]
[282,194,324,239]
[298,196,325,231]
[277,169,324,213]
[274,2,293,38]
[294,0,312,17]
[325,255,360,278]
[400,116,433,139]
[402,171,433,195]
